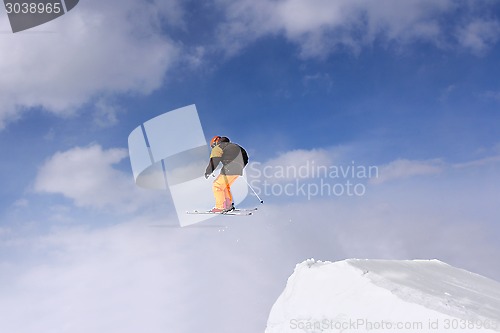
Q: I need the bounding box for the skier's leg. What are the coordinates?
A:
[212,175,228,209]
[213,175,239,210]
[224,186,233,209]
[223,175,239,209]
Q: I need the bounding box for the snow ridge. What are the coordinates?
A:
[266,259,500,333]
[348,259,500,323]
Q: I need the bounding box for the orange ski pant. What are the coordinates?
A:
[213,174,239,209]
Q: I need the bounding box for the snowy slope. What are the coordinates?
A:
[266,259,500,333]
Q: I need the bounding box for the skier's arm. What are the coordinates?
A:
[205,146,223,176]
[205,157,221,175]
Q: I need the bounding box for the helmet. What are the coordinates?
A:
[210,135,221,148]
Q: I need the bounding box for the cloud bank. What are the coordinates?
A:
[1,0,499,129]
[215,0,500,57]
[33,144,159,213]
[0,0,182,128]
[2,144,500,333]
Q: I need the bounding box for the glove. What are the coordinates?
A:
[205,173,211,179]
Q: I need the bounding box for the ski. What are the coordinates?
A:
[233,207,258,212]
[186,207,257,216]
[186,210,252,216]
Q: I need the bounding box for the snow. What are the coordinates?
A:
[266,259,500,333]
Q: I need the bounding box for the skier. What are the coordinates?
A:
[205,135,249,213]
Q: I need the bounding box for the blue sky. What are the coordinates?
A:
[1,1,500,332]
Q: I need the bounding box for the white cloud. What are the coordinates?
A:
[33,144,151,213]
[249,148,446,188]
[215,0,450,57]
[439,84,457,102]
[0,218,287,333]
[371,158,445,184]
[1,0,497,130]
[0,0,183,129]
[3,145,500,333]
[252,148,338,182]
[2,191,500,333]
[214,0,499,58]
[452,155,500,169]
[456,20,500,55]
[92,98,122,128]
[482,90,500,102]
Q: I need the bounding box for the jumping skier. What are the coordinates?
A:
[205,136,249,213]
